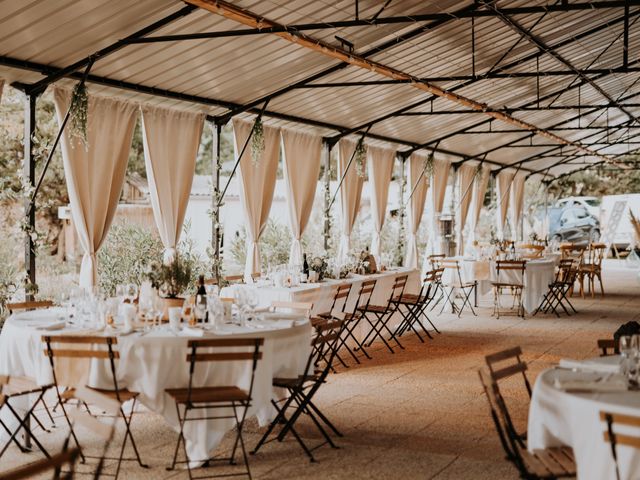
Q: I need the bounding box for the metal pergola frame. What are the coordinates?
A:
[4,0,639,294]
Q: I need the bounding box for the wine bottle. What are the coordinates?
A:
[302,253,309,277]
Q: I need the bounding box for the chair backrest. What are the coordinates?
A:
[186,338,264,404]
[484,346,532,397]
[250,272,262,280]
[0,447,81,480]
[519,243,544,259]
[42,335,122,401]
[270,301,313,317]
[587,242,606,267]
[597,338,619,356]
[309,318,344,379]
[328,283,352,316]
[600,410,640,479]
[440,259,465,287]
[477,368,524,472]
[560,243,585,265]
[224,274,244,284]
[495,260,526,287]
[353,279,377,314]
[387,274,409,305]
[428,254,446,269]
[420,269,441,301]
[7,300,54,314]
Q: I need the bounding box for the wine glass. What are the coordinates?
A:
[125,283,138,305]
[116,284,126,304]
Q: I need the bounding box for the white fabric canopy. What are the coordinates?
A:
[425,157,451,259]
[405,154,429,268]
[233,119,281,281]
[337,139,364,262]
[367,146,395,261]
[509,173,526,241]
[281,129,322,266]
[141,106,204,264]
[496,170,515,240]
[455,163,477,255]
[468,165,491,247]
[53,88,137,288]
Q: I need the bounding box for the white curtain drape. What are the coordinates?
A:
[281,128,322,266]
[367,145,395,261]
[337,139,364,262]
[509,173,526,241]
[455,163,477,255]
[426,157,451,255]
[468,165,491,248]
[496,170,515,240]
[141,106,204,264]
[405,153,429,268]
[53,88,138,288]
[233,119,281,281]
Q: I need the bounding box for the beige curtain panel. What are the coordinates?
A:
[367,145,395,262]
[141,106,205,264]
[233,119,281,281]
[496,170,515,240]
[426,157,451,256]
[509,173,527,241]
[468,165,491,247]
[337,139,364,262]
[53,88,138,288]
[281,128,322,266]
[405,153,430,268]
[455,163,478,255]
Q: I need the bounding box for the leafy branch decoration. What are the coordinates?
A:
[251,117,265,166]
[69,82,89,150]
[354,139,367,178]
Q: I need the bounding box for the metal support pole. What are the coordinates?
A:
[212,122,222,281]
[323,140,333,252]
[397,154,407,266]
[544,182,550,241]
[23,92,37,302]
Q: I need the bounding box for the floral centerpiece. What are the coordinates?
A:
[309,256,328,282]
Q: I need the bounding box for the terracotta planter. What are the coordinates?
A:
[161,296,185,321]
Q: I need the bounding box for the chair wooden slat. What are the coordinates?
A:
[600,411,640,428]
[603,431,640,448]
[485,346,523,364]
[7,300,54,312]
[546,446,577,472]
[41,335,117,345]
[491,362,528,381]
[188,338,264,348]
[188,352,263,362]
[46,349,116,359]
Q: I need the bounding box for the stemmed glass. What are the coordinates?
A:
[195,294,207,326]
[620,335,634,384]
[125,284,138,304]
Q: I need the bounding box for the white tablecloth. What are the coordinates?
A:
[443,259,555,313]
[0,308,311,462]
[528,356,640,480]
[221,267,420,316]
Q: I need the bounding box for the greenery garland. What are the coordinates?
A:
[354,140,367,178]
[69,82,89,150]
[251,118,265,166]
[423,153,434,178]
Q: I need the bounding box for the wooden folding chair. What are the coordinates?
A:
[600,411,640,480]
[428,254,446,269]
[42,335,148,479]
[357,274,408,354]
[392,269,443,342]
[597,338,619,356]
[0,375,54,463]
[313,283,353,369]
[519,243,545,259]
[165,338,263,479]
[333,279,377,363]
[535,260,578,317]
[224,274,244,284]
[252,319,343,462]
[492,260,526,319]
[439,259,477,317]
[6,300,54,315]
[478,368,575,479]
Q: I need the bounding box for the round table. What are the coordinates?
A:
[0,307,311,462]
[528,356,640,479]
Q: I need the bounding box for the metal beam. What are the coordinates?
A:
[484,1,640,126]
[211,2,484,124]
[23,5,197,94]
[329,10,640,144]
[23,92,37,301]
[295,67,640,86]
[395,103,640,115]
[127,1,640,44]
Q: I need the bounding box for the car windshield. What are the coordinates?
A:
[585,199,601,207]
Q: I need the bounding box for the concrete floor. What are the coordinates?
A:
[3,260,638,479]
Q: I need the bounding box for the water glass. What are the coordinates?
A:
[195,294,207,324]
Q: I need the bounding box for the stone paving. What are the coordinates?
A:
[2,260,638,479]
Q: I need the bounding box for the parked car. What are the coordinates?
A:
[549,206,600,244]
[554,196,601,218]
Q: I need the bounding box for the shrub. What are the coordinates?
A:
[228,220,292,272]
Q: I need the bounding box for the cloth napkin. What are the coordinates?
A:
[180,326,205,337]
[559,358,621,374]
[554,375,628,393]
[36,321,66,331]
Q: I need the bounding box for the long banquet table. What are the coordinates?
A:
[221,267,421,316]
[528,356,640,479]
[0,308,311,462]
